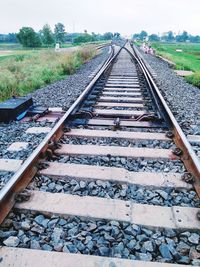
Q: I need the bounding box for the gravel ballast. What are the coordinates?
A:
[0,211,200,265]
[60,136,174,149]
[57,155,186,173]
[0,46,199,266]
[30,176,200,208]
[138,49,200,136]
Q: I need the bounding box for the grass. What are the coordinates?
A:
[0,46,97,102]
[185,71,200,88]
[0,43,46,61]
[0,43,22,50]
[152,42,200,71]
[151,42,200,88]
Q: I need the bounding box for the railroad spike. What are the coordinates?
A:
[181,172,195,184]
[37,161,50,170]
[63,127,71,133]
[197,211,200,221]
[112,117,121,131]
[15,189,31,203]
[46,148,54,159]
[172,147,183,157]
[166,131,174,139]
[48,140,61,151]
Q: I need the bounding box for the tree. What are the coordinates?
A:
[73,33,94,44]
[103,32,113,40]
[132,33,140,40]
[0,33,18,43]
[161,31,174,42]
[181,31,189,42]
[149,34,160,42]
[8,33,17,43]
[54,23,65,43]
[176,31,189,42]
[189,35,200,43]
[17,27,41,47]
[139,30,148,40]
[41,24,54,46]
[167,31,174,42]
[114,32,121,39]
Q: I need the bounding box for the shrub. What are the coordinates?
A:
[15,54,25,62]
[186,72,200,88]
[0,70,17,100]
[0,46,97,102]
[78,47,96,62]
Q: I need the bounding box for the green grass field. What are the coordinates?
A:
[0,43,51,61]
[152,42,200,71]
[0,43,22,50]
[0,45,97,102]
[152,42,200,88]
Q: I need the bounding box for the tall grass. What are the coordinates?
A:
[0,47,97,102]
[186,72,200,88]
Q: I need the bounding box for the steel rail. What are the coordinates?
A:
[129,43,200,195]
[0,44,124,224]
[123,46,164,120]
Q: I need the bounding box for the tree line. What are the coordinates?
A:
[133,30,200,43]
[17,23,66,47]
[0,23,121,47]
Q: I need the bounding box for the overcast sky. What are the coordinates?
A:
[1,0,200,36]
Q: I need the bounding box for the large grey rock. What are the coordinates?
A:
[126,240,136,250]
[0,230,17,239]
[114,242,124,254]
[136,234,148,242]
[188,233,199,245]
[124,226,133,235]
[104,233,115,241]
[52,227,63,243]
[143,241,154,252]
[66,243,78,253]
[138,253,152,261]
[42,244,53,251]
[192,259,200,266]
[87,223,97,231]
[3,236,20,247]
[86,240,94,250]
[178,256,190,264]
[30,240,41,250]
[21,221,31,231]
[54,242,64,252]
[31,225,44,234]
[58,218,67,226]
[80,181,86,189]
[156,190,168,200]
[99,246,110,256]
[76,241,85,251]
[177,242,191,255]
[68,226,78,236]
[189,247,200,260]
[47,218,59,228]
[142,228,153,237]
[164,229,176,238]
[159,244,173,260]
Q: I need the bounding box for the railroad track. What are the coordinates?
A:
[0,42,200,267]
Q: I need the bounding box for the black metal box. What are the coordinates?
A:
[0,97,33,123]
